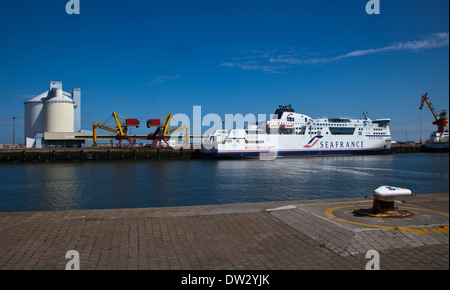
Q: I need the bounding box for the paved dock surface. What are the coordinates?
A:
[0,193,448,270]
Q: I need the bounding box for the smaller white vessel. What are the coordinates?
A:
[424,131,449,152]
[419,93,449,152]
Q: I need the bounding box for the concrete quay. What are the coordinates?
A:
[0,193,448,270]
[0,143,429,163]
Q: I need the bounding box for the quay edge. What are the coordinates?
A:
[0,143,430,163]
[0,148,198,163]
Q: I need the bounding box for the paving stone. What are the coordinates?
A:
[0,194,448,270]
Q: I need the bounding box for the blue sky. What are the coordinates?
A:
[0,0,448,143]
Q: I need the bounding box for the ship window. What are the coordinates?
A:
[329,127,355,135]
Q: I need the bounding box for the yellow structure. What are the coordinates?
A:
[147,114,189,147]
[419,93,448,132]
[93,112,140,147]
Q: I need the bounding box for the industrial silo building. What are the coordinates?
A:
[24,91,47,145]
[43,88,75,133]
[24,81,85,148]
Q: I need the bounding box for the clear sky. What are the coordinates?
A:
[0,0,448,143]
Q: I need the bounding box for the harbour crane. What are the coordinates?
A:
[147,113,189,147]
[419,93,448,133]
[92,112,140,148]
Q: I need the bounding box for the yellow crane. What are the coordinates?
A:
[93,112,140,147]
[419,93,448,132]
[147,113,189,147]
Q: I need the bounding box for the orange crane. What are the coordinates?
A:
[419,93,448,133]
[147,113,188,147]
[93,112,140,148]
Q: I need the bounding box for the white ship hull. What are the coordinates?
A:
[200,105,392,159]
[423,131,449,152]
[202,134,391,158]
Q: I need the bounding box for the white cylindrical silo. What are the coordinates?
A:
[43,89,74,133]
[55,88,63,98]
[24,91,48,139]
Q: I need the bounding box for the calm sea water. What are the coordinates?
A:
[0,153,448,212]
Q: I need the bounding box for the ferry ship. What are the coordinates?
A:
[424,131,449,152]
[200,105,392,158]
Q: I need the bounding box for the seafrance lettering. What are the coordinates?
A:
[320,140,364,149]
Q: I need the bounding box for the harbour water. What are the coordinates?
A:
[0,153,448,212]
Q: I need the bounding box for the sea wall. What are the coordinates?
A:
[0,148,197,163]
[0,144,427,163]
[390,143,425,154]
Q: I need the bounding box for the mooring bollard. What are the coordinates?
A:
[373,186,413,212]
[354,186,414,218]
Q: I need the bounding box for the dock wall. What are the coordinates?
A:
[0,144,428,163]
[390,143,425,154]
[0,148,197,163]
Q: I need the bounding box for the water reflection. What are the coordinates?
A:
[0,153,448,212]
[22,164,84,211]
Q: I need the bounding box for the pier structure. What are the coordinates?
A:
[0,142,427,163]
[0,193,447,270]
